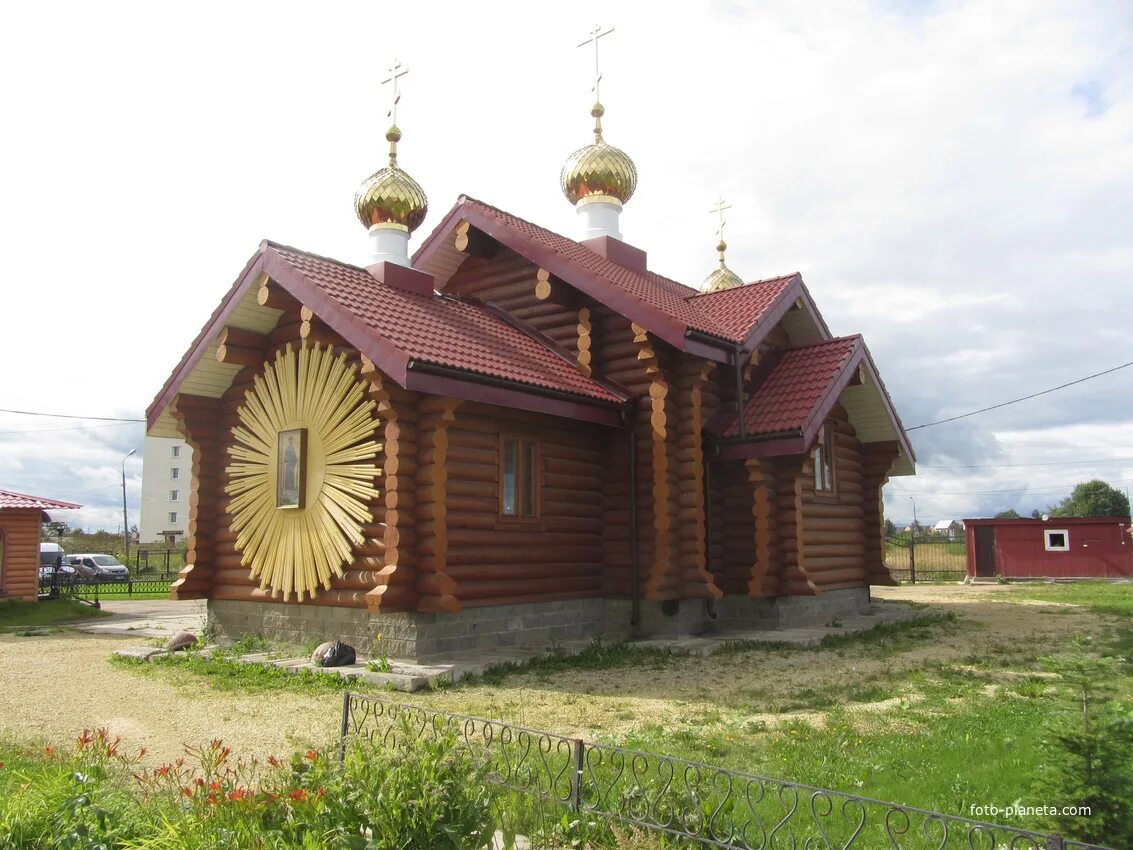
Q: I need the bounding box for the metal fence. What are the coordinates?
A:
[885,534,968,583]
[39,573,176,604]
[340,692,1113,850]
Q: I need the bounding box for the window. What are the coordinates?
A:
[1044,529,1070,552]
[170,467,180,480]
[814,426,835,493]
[169,490,179,502]
[500,437,539,518]
[168,512,178,525]
[171,445,181,458]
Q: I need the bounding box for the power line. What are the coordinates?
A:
[0,407,144,423]
[887,476,1133,497]
[919,456,1133,470]
[905,360,1133,431]
[0,422,139,436]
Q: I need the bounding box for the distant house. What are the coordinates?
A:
[0,490,81,601]
[933,519,964,539]
[964,517,1132,580]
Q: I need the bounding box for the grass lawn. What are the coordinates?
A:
[1007,580,1133,618]
[0,598,109,632]
[10,584,1132,844]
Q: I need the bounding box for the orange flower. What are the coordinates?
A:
[288,789,309,803]
[44,746,54,758]
[181,786,192,798]
[267,755,282,768]
[304,749,319,762]
[77,731,94,746]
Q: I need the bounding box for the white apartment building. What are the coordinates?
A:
[139,436,193,544]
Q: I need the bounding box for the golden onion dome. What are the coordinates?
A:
[560,103,638,206]
[704,240,744,292]
[354,126,428,233]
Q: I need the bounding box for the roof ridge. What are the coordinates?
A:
[783,334,862,352]
[262,239,368,273]
[685,272,801,301]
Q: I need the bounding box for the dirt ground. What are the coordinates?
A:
[0,584,1111,765]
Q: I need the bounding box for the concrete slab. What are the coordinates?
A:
[77,599,207,639]
[113,600,932,693]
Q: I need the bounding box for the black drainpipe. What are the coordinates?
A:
[733,347,748,438]
[629,427,640,633]
[703,455,717,620]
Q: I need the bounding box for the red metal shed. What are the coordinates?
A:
[964,516,1132,580]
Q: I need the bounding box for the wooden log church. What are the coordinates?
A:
[147,67,914,660]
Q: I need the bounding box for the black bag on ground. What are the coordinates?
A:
[319,640,356,667]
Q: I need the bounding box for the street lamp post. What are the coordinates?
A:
[122,449,136,565]
[908,496,918,584]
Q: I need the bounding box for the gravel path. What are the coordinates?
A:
[0,630,340,764]
[0,584,1109,765]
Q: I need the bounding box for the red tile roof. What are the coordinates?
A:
[686,274,800,342]
[722,336,862,438]
[265,244,627,405]
[456,199,716,327]
[418,198,811,348]
[0,490,81,511]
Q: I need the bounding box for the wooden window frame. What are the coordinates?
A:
[498,435,541,522]
[1044,529,1070,552]
[814,425,836,495]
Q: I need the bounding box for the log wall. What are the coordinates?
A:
[442,403,606,608]
[0,510,43,601]
[446,251,580,350]
[796,405,868,593]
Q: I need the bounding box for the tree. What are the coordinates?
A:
[1051,480,1130,518]
[994,509,1021,519]
[884,518,896,536]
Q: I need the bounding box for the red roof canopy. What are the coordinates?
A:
[720,337,863,440]
[0,490,81,511]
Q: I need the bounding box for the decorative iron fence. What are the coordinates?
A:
[39,573,176,604]
[340,693,1114,850]
[885,534,968,583]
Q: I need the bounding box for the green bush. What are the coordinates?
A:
[0,722,499,850]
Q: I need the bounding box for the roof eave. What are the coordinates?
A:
[405,360,628,427]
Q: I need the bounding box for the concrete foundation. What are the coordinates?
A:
[208,587,872,662]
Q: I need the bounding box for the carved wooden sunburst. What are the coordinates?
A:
[225,342,381,601]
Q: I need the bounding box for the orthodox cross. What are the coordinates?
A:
[710,197,732,243]
[382,60,409,125]
[578,25,615,102]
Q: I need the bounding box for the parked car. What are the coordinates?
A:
[38,563,78,585]
[66,554,131,582]
[39,543,77,586]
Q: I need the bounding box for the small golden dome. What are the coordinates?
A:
[561,102,638,206]
[354,126,428,233]
[704,240,744,292]
[704,266,745,292]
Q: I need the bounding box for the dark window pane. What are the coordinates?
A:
[521,441,536,517]
[502,440,517,515]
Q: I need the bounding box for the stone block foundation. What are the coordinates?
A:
[208,587,872,662]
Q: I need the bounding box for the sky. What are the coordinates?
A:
[1,0,1130,533]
